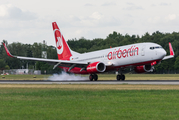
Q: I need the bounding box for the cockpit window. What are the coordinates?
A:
[150,46,162,50]
[150,47,154,50]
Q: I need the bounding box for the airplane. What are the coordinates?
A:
[3,22,175,81]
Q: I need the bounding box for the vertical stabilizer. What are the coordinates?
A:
[52,22,72,60]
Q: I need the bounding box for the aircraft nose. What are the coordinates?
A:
[156,48,167,60]
[161,49,167,57]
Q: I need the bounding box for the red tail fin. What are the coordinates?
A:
[52,22,72,60]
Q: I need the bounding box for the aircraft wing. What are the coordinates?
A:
[162,42,175,60]
[3,43,88,68]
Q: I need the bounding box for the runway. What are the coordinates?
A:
[0,80,179,85]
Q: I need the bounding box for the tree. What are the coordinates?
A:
[1,31,179,73]
[0,59,6,70]
[47,46,58,59]
[32,42,42,58]
[5,65,10,70]
[174,56,179,70]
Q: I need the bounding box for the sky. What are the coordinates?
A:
[0,0,179,46]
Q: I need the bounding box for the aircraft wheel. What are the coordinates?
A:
[89,74,93,81]
[94,74,98,81]
[121,75,125,81]
[117,75,121,81]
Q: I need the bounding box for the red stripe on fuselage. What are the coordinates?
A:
[59,59,162,74]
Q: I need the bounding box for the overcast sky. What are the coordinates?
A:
[0,0,179,45]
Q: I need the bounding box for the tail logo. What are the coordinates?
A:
[57,37,62,50]
[55,31,64,54]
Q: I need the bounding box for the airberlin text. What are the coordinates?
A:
[107,46,139,60]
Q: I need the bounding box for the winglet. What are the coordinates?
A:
[169,42,174,56]
[162,42,174,60]
[3,43,14,57]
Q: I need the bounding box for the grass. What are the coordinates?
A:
[1,74,179,119]
[0,74,50,80]
[93,74,179,80]
[1,88,179,120]
[1,74,179,80]
[1,84,179,90]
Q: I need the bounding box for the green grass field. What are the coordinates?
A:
[1,74,179,80]
[1,74,179,119]
[97,74,179,80]
[1,88,179,120]
[0,75,50,80]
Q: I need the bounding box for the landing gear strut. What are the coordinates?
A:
[116,74,125,81]
[89,74,98,81]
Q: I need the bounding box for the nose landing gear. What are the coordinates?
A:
[89,74,98,81]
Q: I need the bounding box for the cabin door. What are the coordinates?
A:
[141,45,145,56]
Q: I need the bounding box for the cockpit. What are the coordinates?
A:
[150,46,163,50]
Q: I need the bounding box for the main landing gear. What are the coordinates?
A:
[116,74,125,81]
[89,74,98,81]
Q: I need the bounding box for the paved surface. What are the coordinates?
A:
[0,80,179,85]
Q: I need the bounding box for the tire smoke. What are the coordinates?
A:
[48,71,88,81]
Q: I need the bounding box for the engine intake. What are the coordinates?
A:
[86,62,106,73]
[134,64,154,73]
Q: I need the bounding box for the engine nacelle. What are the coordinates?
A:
[134,65,154,73]
[86,62,106,73]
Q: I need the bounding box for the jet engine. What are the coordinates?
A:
[86,62,106,73]
[134,64,154,73]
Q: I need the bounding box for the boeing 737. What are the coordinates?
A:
[3,22,175,81]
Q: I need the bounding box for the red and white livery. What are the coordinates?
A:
[3,22,175,81]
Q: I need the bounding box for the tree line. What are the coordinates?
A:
[0,31,179,73]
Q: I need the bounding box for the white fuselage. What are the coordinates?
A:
[70,42,166,68]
